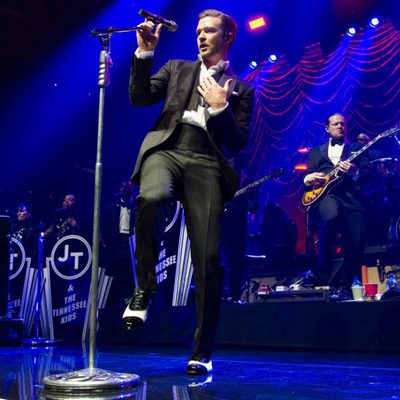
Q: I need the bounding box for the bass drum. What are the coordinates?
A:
[388,217,400,242]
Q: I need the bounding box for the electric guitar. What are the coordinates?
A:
[302,124,400,208]
[233,168,284,198]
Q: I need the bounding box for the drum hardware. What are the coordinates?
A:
[370,157,400,177]
[388,217,400,242]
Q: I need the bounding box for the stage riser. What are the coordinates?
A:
[217,301,400,352]
[99,300,400,352]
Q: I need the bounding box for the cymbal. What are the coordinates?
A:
[370,157,399,164]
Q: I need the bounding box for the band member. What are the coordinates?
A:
[12,203,36,248]
[304,113,370,296]
[45,193,83,241]
[122,9,254,374]
[356,132,371,145]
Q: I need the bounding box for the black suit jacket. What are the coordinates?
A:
[129,55,255,202]
[307,142,371,211]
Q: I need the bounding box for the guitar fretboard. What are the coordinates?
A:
[328,125,399,177]
[234,168,284,198]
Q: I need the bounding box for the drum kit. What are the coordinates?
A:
[366,156,400,243]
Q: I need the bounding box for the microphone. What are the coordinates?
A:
[138,9,178,32]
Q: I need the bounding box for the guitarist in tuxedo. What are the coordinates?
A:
[304,113,371,295]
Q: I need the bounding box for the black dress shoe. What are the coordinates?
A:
[187,359,213,375]
[122,288,155,330]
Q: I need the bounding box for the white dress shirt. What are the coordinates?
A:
[119,204,131,234]
[328,138,344,165]
[135,49,229,129]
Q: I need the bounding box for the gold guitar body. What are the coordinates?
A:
[302,174,341,207]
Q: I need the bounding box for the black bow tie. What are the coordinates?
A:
[331,139,344,146]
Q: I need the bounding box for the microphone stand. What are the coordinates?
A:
[90,26,144,37]
[43,28,140,396]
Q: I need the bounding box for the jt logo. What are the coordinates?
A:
[50,235,92,280]
[10,252,19,271]
[58,245,84,270]
[9,238,28,280]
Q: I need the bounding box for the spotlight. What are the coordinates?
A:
[347,27,356,36]
[249,61,258,69]
[268,54,277,63]
[369,17,380,27]
[248,17,267,31]
[297,146,310,154]
[294,163,308,171]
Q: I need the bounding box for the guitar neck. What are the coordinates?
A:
[234,169,283,198]
[328,133,384,177]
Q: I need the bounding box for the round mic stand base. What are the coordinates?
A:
[42,368,139,396]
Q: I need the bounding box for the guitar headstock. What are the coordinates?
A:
[381,124,400,138]
[272,168,284,179]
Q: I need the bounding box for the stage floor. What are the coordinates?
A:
[0,344,399,399]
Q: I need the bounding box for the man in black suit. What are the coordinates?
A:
[304,113,370,294]
[122,9,254,374]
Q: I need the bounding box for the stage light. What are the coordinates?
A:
[369,17,380,27]
[249,61,258,69]
[294,163,308,171]
[268,54,277,63]
[297,146,310,154]
[347,27,356,36]
[248,16,266,31]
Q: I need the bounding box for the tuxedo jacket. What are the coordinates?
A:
[129,55,255,202]
[307,142,371,211]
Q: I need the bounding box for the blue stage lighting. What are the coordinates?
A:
[347,27,356,37]
[268,54,277,63]
[249,61,258,69]
[369,17,380,27]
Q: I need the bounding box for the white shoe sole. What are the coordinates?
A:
[122,306,148,322]
[187,360,213,373]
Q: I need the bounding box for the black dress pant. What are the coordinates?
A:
[316,194,365,288]
[135,149,225,359]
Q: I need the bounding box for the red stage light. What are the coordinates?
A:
[248,17,267,30]
[294,163,308,171]
[297,146,310,154]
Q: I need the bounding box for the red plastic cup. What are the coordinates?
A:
[364,283,378,297]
